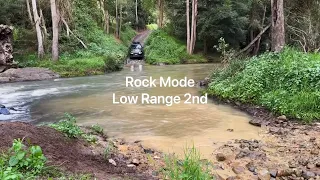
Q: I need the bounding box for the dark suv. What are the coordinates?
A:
[129,42,144,60]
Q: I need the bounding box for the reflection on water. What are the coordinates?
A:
[1,64,260,158]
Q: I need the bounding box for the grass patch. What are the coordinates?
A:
[163,145,211,180]
[18,55,123,78]
[206,48,320,122]
[48,113,98,144]
[144,30,207,65]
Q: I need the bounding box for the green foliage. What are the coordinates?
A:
[49,114,101,144]
[120,25,137,46]
[0,139,47,180]
[104,141,116,159]
[146,24,159,30]
[49,113,83,138]
[91,124,104,135]
[214,37,236,63]
[145,30,207,64]
[163,145,211,180]
[18,55,123,78]
[207,48,320,122]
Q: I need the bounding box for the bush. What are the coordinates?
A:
[163,145,211,180]
[49,113,83,138]
[206,48,320,122]
[144,30,207,65]
[120,25,137,46]
[0,139,47,179]
[91,124,104,135]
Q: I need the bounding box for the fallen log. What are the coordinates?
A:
[235,23,271,57]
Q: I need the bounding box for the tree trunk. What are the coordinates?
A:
[203,38,207,55]
[135,0,138,31]
[158,0,164,28]
[40,9,48,38]
[31,0,44,59]
[186,0,190,54]
[50,0,59,61]
[253,5,267,55]
[119,3,122,39]
[191,0,197,54]
[236,24,271,57]
[26,0,34,26]
[189,0,197,54]
[106,10,110,34]
[115,0,119,38]
[271,0,285,52]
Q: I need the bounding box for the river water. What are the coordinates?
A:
[0,64,260,158]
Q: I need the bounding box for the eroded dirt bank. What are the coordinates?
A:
[0,122,163,179]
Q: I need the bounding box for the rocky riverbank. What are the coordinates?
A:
[207,97,320,180]
[0,67,59,83]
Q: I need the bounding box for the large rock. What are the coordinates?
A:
[0,67,59,83]
[0,24,16,72]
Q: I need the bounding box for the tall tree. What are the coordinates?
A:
[115,0,120,38]
[50,0,59,61]
[186,0,190,54]
[190,0,198,54]
[31,0,44,59]
[186,0,197,54]
[135,0,138,31]
[26,0,34,26]
[271,0,285,52]
[157,0,164,28]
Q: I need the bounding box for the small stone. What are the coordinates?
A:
[278,147,286,152]
[216,153,226,161]
[143,148,154,154]
[153,156,160,159]
[310,137,316,142]
[278,169,294,177]
[278,115,287,121]
[246,162,256,172]
[232,166,245,174]
[307,163,315,169]
[269,127,280,134]
[302,171,315,179]
[227,129,234,132]
[310,149,319,155]
[152,171,159,176]
[249,119,263,127]
[127,164,136,168]
[258,169,270,180]
[316,161,320,167]
[294,169,303,177]
[108,159,117,166]
[269,169,278,178]
[132,158,140,165]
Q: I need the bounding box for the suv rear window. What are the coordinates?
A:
[131,44,142,49]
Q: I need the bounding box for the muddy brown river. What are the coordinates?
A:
[0,64,260,158]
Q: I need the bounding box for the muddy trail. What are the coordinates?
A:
[132,30,151,46]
